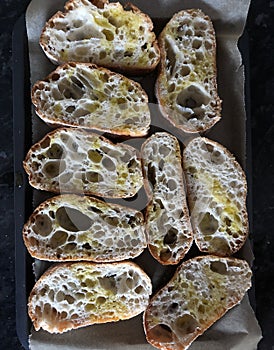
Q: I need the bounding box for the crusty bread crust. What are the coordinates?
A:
[156,9,222,133]
[39,0,160,74]
[23,127,144,198]
[183,137,248,256]
[28,261,152,333]
[23,194,147,262]
[31,62,151,137]
[144,255,252,350]
[141,132,193,265]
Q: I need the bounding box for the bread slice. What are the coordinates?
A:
[28,261,152,333]
[31,62,151,137]
[144,255,252,350]
[23,194,147,262]
[141,132,193,265]
[183,137,248,256]
[40,0,160,74]
[23,128,143,198]
[156,9,222,133]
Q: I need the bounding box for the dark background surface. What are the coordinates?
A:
[0,0,273,349]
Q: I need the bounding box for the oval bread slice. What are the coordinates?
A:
[23,194,147,262]
[23,128,143,198]
[32,62,151,137]
[40,0,160,74]
[28,261,152,333]
[156,9,222,133]
[183,137,248,256]
[144,255,252,350]
[141,132,193,265]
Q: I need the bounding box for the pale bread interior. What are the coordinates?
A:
[157,9,221,132]
[183,137,248,256]
[141,132,193,264]
[40,0,160,72]
[32,63,150,136]
[29,262,152,333]
[144,256,252,350]
[23,128,143,198]
[23,194,146,262]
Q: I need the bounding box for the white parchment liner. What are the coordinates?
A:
[25,0,262,349]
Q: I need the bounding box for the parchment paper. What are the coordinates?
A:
[25,0,262,349]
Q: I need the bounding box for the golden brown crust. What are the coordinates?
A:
[156,9,222,134]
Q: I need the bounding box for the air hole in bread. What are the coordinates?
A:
[71,76,84,89]
[205,143,214,153]
[40,136,51,149]
[50,230,68,249]
[86,206,102,215]
[167,179,177,191]
[205,40,213,50]
[56,206,92,232]
[104,216,119,227]
[211,151,225,165]
[160,248,172,262]
[43,160,66,178]
[195,51,204,60]
[192,38,202,49]
[98,276,117,294]
[46,143,63,159]
[210,237,230,254]
[149,324,173,343]
[198,212,218,235]
[210,261,228,275]
[158,145,171,156]
[88,149,103,163]
[177,84,211,110]
[185,272,195,281]
[167,83,175,93]
[175,314,200,336]
[165,39,176,76]
[155,198,164,209]
[59,172,73,183]
[68,234,76,242]
[102,157,116,171]
[180,65,191,76]
[65,106,76,113]
[33,215,51,237]
[149,51,156,59]
[86,171,103,182]
[168,302,179,313]
[51,73,60,81]
[164,228,178,246]
[102,29,114,41]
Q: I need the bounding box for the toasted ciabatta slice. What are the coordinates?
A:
[156,9,222,133]
[23,194,146,262]
[31,63,151,137]
[141,132,193,265]
[144,255,252,350]
[23,128,143,198]
[183,137,248,256]
[28,261,152,333]
[40,0,160,74]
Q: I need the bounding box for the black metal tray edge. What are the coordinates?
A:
[13,14,33,350]
[12,12,255,350]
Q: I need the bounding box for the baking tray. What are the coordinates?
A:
[13,8,254,350]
